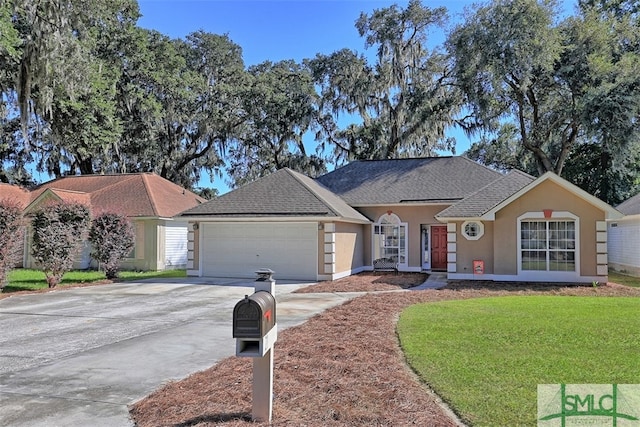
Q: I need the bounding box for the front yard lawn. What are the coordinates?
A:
[2,268,186,293]
[397,296,640,426]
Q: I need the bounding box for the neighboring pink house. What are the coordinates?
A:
[1,173,205,271]
[180,157,622,283]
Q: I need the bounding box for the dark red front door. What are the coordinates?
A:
[431,225,448,271]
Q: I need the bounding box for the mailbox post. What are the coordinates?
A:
[232,269,277,423]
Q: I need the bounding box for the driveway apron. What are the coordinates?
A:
[0,279,360,426]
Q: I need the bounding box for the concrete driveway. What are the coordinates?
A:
[0,278,360,426]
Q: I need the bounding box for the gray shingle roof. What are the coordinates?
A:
[315,157,502,205]
[180,168,370,222]
[616,193,640,215]
[436,170,535,218]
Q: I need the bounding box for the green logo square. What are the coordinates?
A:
[538,384,640,426]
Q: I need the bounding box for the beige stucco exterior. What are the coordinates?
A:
[185,171,619,283]
[119,219,161,271]
[316,221,367,280]
[448,179,608,282]
[354,205,447,271]
[316,226,324,276]
[334,222,366,274]
[450,220,495,275]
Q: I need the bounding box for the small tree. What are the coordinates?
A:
[0,200,25,290]
[89,212,134,279]
[31,202,91,288]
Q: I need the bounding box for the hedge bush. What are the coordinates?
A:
[89,212,134,279]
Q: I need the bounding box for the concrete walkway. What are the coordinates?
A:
[0,278,362,427]
[412,272,449,290]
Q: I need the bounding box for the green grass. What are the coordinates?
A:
[397,296,640,426]
[608,270,640,287]
[3,268,186,293]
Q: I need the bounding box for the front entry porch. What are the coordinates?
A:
[421,224,448,271]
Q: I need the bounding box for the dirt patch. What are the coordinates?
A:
[129,275,640,427]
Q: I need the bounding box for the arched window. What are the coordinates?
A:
[372,213,407,268]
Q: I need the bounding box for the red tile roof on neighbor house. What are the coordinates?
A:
[7,173,205,218]
[43,189,93,208]
[0,183,31,208]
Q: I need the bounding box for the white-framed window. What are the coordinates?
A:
[372,213,407,267]
[461,220,484,240]
[518,212,578,273]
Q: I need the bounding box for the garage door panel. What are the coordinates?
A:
[165,223,188,267]
[202,223,318,280]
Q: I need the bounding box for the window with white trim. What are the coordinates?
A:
[372,213,407,267]
[520,220,576,271]
[462,220,484,240]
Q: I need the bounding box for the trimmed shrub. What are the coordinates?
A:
[0,200,24,289]
[31,202,91,288]
[89,212,134,279]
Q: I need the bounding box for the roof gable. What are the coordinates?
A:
[315,157,502,205]
[180,168,369,223]
[480,171,623,220]
[24,189,92,214]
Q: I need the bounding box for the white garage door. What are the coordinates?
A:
[201,222,318,280]
[165,222,188,268]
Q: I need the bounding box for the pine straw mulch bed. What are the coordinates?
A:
[294,271,428,293]
[129,273,640,427]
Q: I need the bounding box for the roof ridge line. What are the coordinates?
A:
[33,172,146,190]
[42,188,88,195]
[351,156,449,163]
[88,174,137,197]
[284,168,341,217]
[140,174,160,217]
[458,156,504,174]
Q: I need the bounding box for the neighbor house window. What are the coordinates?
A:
[462,220,484,240]
[372,213,407,267]
[520,219,576,272]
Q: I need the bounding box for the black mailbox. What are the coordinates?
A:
[233,291,276,338]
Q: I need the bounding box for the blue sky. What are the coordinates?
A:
[137,1,474,65]
[136,0,578,193]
